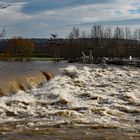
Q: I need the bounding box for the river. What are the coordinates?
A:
[0,61,139,139]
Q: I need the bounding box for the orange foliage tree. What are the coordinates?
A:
[7,37,35,61]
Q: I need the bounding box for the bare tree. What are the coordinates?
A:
[80,30,86,39]
[0,25,6,38]
[104,26,112,39]
[0,0,10,9]
[125,27,131,40]
[90,25,106,57]
[69,27,80,39]
[103,26,112,57]
[132,28,139,56]
[112,27,125,57]
[0,0,10,38]
[133,28,139,41]
[91,25,104,48]
[68,27,81,59]
[47,34,65,61]
[124,27,132,57]
[113,27,124,39]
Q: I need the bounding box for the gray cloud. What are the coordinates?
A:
[0,0,140,38]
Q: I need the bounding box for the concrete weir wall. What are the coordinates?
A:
[0,71,53,96]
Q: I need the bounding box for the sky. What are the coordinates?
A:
[0,0,140,38]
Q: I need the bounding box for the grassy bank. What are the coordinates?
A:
[31,57,55,61]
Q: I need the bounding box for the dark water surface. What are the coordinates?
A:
[0,127,139,140]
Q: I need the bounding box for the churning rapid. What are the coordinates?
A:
[0,61,66,96]
[0,63,140,133]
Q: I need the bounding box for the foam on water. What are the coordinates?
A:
[0,65,140,131]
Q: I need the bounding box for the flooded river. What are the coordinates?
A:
[0,61,140,139]
[0,61,68,76]
[0,61,68,95]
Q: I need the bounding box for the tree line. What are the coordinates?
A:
[0,26,140,61]
[64,26,140,59]
[0,0,140,61]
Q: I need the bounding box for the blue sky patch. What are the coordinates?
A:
[1,0,140,38]
[129,7,140,14]
[19,0,112,14]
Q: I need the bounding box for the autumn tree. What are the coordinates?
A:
[7,37,35,61]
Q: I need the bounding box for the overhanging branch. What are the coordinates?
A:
[0,0,10,9]
[0,0,10,38]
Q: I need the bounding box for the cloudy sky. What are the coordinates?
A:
[0,0,140,38]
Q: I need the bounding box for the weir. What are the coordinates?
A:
[0,71,53,96]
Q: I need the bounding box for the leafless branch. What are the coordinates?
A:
[0,25,6,38]
[0,0,10,9]
[0,0,10,38]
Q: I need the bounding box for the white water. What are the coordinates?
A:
[0,65,140,131]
